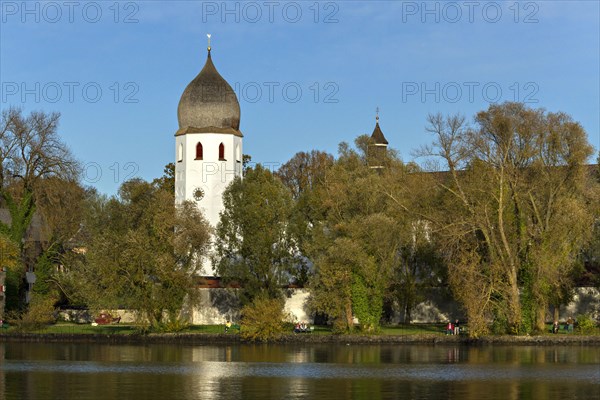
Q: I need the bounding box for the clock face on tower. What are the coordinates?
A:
[193,187,205,201]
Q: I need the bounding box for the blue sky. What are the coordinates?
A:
[1,1,599,194]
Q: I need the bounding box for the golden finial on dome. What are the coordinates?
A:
[207,33,212,52]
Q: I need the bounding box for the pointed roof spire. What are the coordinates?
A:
[207,33,212,54]
[370,107,388,145]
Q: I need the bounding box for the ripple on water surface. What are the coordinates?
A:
[2,360,598,383]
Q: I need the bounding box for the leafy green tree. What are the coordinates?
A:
[579,152,600,290]
[0,233,21,311]
[310,145,384,331]
[388,222,445,324]
[309,237,361,332]
[214,164,296,304]
[0,108,79,247]
[420,103,595,334]
[152,163,175,193]
[61,178,211,328]
[277,150,334,200]
[277,150,334,285]
[31,178,86,296]
[0,108,80,310]
[307,140,409,332]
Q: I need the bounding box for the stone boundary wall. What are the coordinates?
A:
[392,287,600,324]
[57,287,599,326]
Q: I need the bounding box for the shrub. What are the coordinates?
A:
[7,294,57,332]
[576,314,597,335]
[153,317,189,333]
[240,296,287,341]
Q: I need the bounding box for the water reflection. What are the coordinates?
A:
[1,343,599,400]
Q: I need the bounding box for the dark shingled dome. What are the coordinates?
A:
[177,50,241,132]
[371,121,389,145]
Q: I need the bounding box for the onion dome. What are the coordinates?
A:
[177,47,241,136]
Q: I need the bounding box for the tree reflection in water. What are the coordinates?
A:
[1,343,598,400]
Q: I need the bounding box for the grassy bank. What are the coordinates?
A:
[1,322,599,344]
[1,322,453,336]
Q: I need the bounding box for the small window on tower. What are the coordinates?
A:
[195,142,203,160]
[178,143,183,162]
[219,143,225,160]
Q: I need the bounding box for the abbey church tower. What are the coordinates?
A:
[175,42,243,276]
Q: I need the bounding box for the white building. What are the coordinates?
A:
[174,44,243,276]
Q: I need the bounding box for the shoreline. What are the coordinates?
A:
[1,332,600,345]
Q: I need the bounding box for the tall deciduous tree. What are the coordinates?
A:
[580,152,600,289]
[277,150,334,285]
[152,163,175,194]
[214,164,296,304]
[0,107,80,310]
[61,178,211,328]
[277,150,334,200]
[31,178,86,298]
[420,102,595,335]
[0,233,21,311]
[308,140,409,332]
[0,108,79,246]
[380,159,449,325]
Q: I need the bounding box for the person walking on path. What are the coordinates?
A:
[454,319,460,335]
[567,316,574,333]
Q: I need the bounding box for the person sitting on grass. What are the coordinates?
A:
[294,321,311,333]
[225,320,232,333]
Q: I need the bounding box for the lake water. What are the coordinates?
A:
[0,342,598,399]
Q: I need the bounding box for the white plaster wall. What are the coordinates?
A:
[191,288,240,325]
[175,132,242,275]
[190,288,312,325]
[284,289,311,323]
[562,287,600,321]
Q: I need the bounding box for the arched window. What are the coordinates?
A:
[219,143,225,160]
[178,143,183,162]
[195,142,203,160]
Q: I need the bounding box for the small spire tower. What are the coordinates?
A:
[368,107,389,169]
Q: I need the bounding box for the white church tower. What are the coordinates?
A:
[174,39,243,276]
